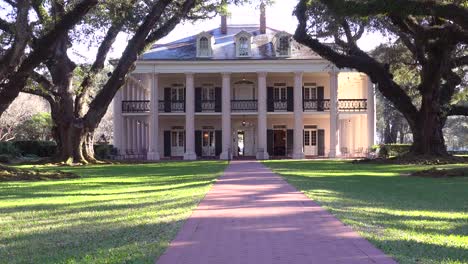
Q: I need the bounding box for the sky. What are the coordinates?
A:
[102,1,385,61]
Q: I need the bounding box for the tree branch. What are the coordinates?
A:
[74,19,126,116]
[294,0,419,126]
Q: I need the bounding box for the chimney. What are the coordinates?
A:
[221,15,227,34]
[260,2,266,34]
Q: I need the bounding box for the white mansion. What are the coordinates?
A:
[112,5,376,160]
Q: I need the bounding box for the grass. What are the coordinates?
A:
[0,161,227,264]
[263,160,468,264]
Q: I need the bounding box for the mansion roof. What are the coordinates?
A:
[140,25,321,61]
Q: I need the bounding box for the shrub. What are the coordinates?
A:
[385,144,411,156]
[13,141,57,157]
[0,154,13,163]
[0,142,20,157]
[378,145,389,158]
[94,144,115,160]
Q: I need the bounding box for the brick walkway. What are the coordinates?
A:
[156,160,396,264]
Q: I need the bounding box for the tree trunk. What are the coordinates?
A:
[409,93,448,156]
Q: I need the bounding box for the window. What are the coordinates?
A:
[171,87,184,101]
[278,36,290,56]
[197,33,212,57]
[239,37,249,56]
[202,86,215,100]
[304,86,317,100]
[274,32,291,57]
[274,87,287,100]
[199,37,209,56]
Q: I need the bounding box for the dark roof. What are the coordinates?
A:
[140,25,320,61]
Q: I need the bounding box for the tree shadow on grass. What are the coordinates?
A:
[265,160,468,263]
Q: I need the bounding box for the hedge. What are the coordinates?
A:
[13,141,57,157]
[1,141,117,160]
[377,144,411,158]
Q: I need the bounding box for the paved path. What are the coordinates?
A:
[156,160,396,264]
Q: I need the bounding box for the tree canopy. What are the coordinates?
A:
[294,0,468,156]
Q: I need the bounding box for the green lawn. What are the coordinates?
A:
[0,161,227,264]
[264,160,468,264]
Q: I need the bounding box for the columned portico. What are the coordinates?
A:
[256,72,269,160]
[147,73,160,160]
[184,73,197,160]
[292,71,305,159]
[329,71,339,158]
[220,73,231,160]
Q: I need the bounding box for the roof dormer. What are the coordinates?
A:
[234,31,252,57]
[196,31,214,58]
[273,32,292,57]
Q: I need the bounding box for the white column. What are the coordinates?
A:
[184,73,197,160]
[113,88,123,151]
[126,118,131,151]
[329,71,340,157]
[293,71,305,159]
[367,76,376,148]
[256,72,269,160]
[136,120,141,153]
[220,73,231,160]
[147,73,160,160]
[133,119,138,152]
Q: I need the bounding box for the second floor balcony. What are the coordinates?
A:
[121,98,368,114]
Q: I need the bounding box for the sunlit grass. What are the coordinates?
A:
[263,160,468,264]
[0,161,227,264]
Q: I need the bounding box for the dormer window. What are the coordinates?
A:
[239,37,249,56]
[235,31,252,57]
[274,32,291,57]
[197,32,213,57]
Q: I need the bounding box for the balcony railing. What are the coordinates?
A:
[158,100,185,112]
[303,99,330,111]
[339,99,367,111]
[231,100,258,112]
[201,100,216,112]
[273,99,288,111]
[303,99,367,112]
[122,100,150,113]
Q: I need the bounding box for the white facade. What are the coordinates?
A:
[113,16,375,160]
[114,68,375,160]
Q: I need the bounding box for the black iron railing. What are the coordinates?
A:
[158,100,185,112]
[303,99,330,111]
[201,100,216,111]
[122,100,150,113]
[339,99,367,111]
[231,100,258,112]
[273,99,288,111]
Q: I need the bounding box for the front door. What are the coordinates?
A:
[202,130,215,157]
[171,130,185,156]
[237,131,245,156]
[273,129,286,156]
[304,129,317,156]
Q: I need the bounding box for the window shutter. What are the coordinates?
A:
[215,87,222,112]
[287,87,294,112]
[215,130,222,156]
[287,129,294,155]
[317,86,324,111]
[195,130,202,157]
[164,131,171,157]
[318,129,325,156]
[267,129,274,155]
[164,88,171,112]
[302,86,305,111]
[195,87,202,112]
[267,87,274,112]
